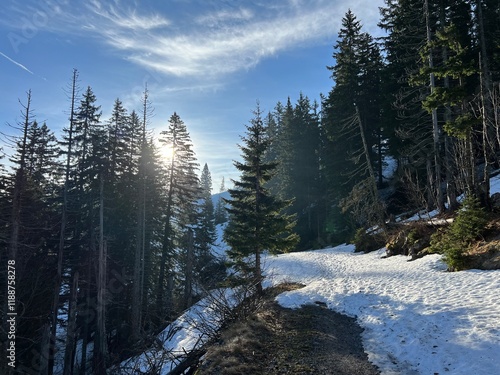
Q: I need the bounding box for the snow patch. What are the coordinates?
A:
[266,246,500,375]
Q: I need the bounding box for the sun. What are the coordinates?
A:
[160,143,176,162]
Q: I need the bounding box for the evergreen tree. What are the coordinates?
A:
[107,98,129,179]
[379,0,435,213]
[322,10,384,237]
[273,94,324,248]
[47,70,79,375]
[131,86,153,343]
[0,91,61,373]
[194,163,218,290]
[25,121,60,185]
[157,112,199,320]
[275,98,295,198]
[197,163,216,255]
[224,104,299,293]
[263,110,281,195]
[214,177,228,225]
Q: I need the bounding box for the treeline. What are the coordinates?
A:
[0,72,225,374]
[261,0,500,246]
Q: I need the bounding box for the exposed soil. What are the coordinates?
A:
[196,284,380,375]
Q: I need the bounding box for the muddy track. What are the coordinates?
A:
[197,285,380,375]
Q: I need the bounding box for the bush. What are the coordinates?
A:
[430,196,488,271]
[449,196,488,243]
[352,228,385,253]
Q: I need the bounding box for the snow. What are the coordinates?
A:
[211,190,230,206]
[118,179,500,374]
[211,222,229,259]
[118,288,241,374]
[121,244,499,375]
[491,173,500,195]
[265,245,500,375]
[383,155,398,180]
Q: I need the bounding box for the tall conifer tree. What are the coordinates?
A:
[224,104,298,293]
[323,10,384,236]
[156,113,199,321]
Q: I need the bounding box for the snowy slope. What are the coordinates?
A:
[117,288,241,374]
[118,179,500,374]
[266,245,500,375]
[121,244,499,375]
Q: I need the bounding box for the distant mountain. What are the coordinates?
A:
[211,190,231,205]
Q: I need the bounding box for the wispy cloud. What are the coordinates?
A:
[195,7,254,28]
[80,1,343,79]
[86,0,170,30]
[0,51,34,74]
[1,0,384,82]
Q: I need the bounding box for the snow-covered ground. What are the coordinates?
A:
[118,288,242,374]
[120,179,500,374]
[122,244,499,374]
[265,245,500,375]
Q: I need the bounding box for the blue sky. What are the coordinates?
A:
[0,0,384,188]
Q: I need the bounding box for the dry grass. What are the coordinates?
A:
[196,283,379,375]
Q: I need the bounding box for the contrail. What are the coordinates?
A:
[0,51,34,75]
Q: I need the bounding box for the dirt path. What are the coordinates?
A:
[197,285,380,375]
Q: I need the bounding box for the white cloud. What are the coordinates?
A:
[86,1,170,30]
[195,7,254,27]
[83,3,342,79]
[1,0,385,82]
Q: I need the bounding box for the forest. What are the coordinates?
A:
[0,0,499,373]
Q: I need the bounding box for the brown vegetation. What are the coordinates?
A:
[381,212,500,270]
[196,284,380,375]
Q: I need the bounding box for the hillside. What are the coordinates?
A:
[118,242,499,374]
[116,176,500,374]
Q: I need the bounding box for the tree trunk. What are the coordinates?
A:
[49,69,78,375]
[131,179,145,341]
[63,271,79,375]
[439,5,458,211]
[79,265,90,375]
[444,135,458,210]
[93,176,107,375]
[476,0,494,207]
[184,229,194,309]
[425,0,445,212]
[255,246,263,295]
[355,106,384,227]
[132,89,149,341]
[79,191,95,375]
[38,322,51,375]
[157,153,175,322]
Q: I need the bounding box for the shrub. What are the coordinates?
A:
[449,196,488,243]
[430,195,488,271]
[352,228,385,253]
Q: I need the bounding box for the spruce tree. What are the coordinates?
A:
[157,112,199,320]
[379,0,436,212]
[0,90,65,373]
[323,10,384,236]
[214,177,228,225]
[131,86,153,342]
[197,163,216,256]
[224,104,299,293]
